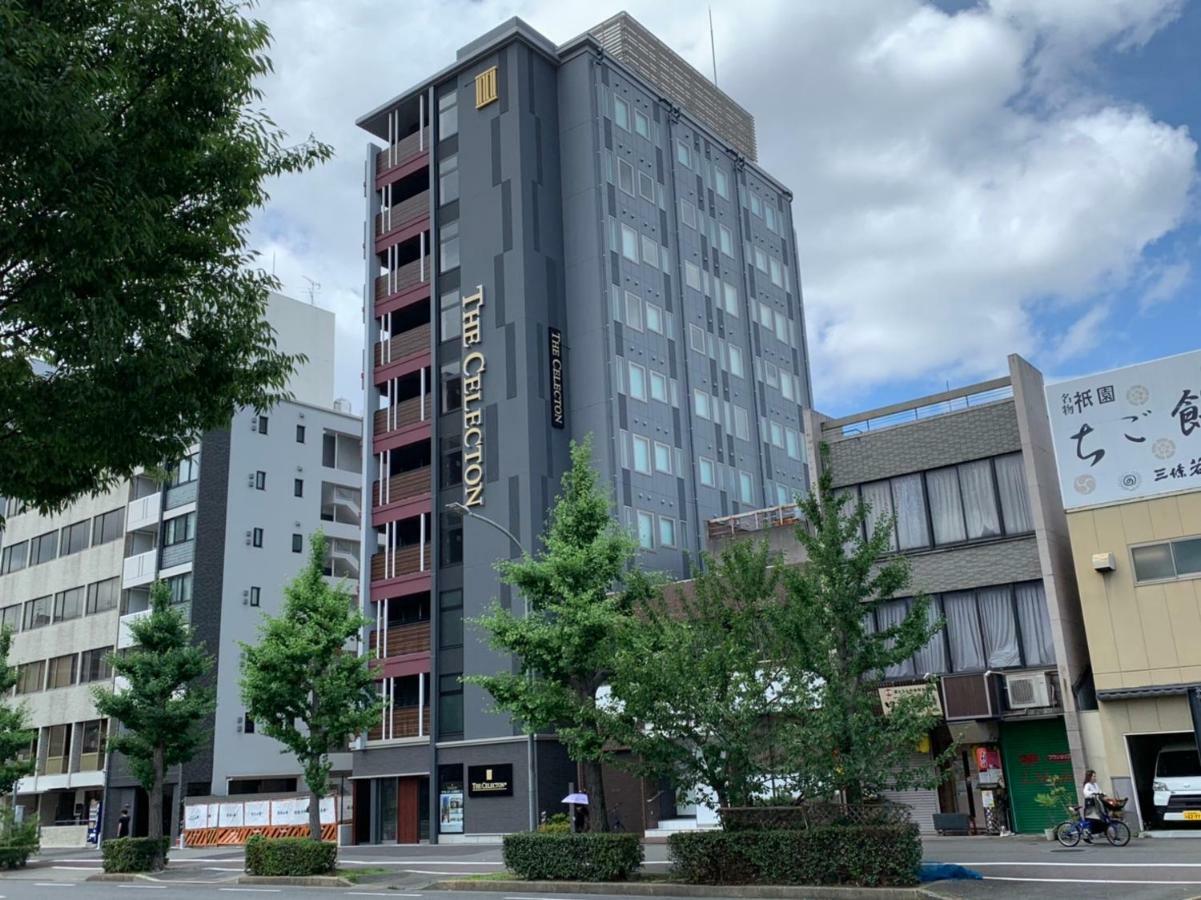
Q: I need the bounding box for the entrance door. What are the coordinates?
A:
[1000,718,1073,833]
[397,778,420,844]
[377,779,398,843]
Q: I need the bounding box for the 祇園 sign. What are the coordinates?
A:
[1045,349,1201,510]
[548,327,565,429]
[461,286,486,507]
[468,764,513,797]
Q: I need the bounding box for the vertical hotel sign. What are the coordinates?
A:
[548,327,565,429]
[462,286,486,507]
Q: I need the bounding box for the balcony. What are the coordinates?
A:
[373,466,431,509]
[373,394,430,438]
[375,128,427,179]
[122,550,157,589]
[118,608,153,649]
[371,545,430,582]
[374,324,431,370]
[126,492,162,533]
[369,620,431,658]
[367,705,430,742]
[375,190,429,241]
[374,258,427,304]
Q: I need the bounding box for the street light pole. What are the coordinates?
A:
[444,502,538,833]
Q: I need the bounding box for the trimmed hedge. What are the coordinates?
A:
[102,837,170,873]
[244,835,337,877]
[503,832,643,881]
[668,825,922,888]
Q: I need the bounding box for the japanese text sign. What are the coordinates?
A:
[1045,349,1201,509]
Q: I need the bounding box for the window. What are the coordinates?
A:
[92,508,124,545]
[676,141,691,167]
[22,596,50,631]
[739,471,754,504]
[440,590,464,649]
[785,428,800,460]
[243,714,255,735]
[722,282,739,316]
[658,516,677,547]
[60,520,90,557]
[30,531,58,566]
[632,435,651,475]
[641,234,658,265]
[253,471,266,491]
[770,421,785,448]
[774,311,788,343]
[163,513,196,547]
[441,361,462,413]
[438,89,458,139]
[727,345,744,378]
[754,247,768,272]
[764,361,779,388]
[699,457,716,488]
[46,654,76,689]
[718,225,733,257]
[624,291,643,331]
[636,511,654,549]
[86,578,119,615]
[0,541,27,575]
[42,723,70,774]
[441,512,463,566]
[256,414,269,435]
[759,302,774,329]
[293,479,304,498]
[54,586,84,622]
[654,442,673,474]
[649,371,668,403]
[994,453,1033,533]
[80,647,112,684]
[734,406,750,441]
[684,262,702,291]
[168,452,200,487]
[439,221,460,273]
[638,171,655,202]
[16,660,44,694]
[620,224,639,261]
[249,586,261,608]
[439,288,461,342]
[680,199,697,230]
[693,390,711,420]
[634,109,650,138]
[645,302,663,334]
[0,605,20,634]
[891,474,930,550]
[751,194,762,217]
[442,434,463,486]
[251,527,264,548]
[765,204,777,232]
[715,168,729,199]
[627,362,647,401]
[617,158,634,195]
[1133,537,1201,582]
[292,533,303,553]
[165,573,192,604]
[439,674,464,737]
[688,324,706,355]
[296,424,306,443]
[770,258,783,287]
[439,153,459,204]
[613,95,629,130]
[776,484,792,505]
[781,374,795,402]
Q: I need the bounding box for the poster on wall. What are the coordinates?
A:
[1045,348,1201,510]
[439,791,464,833]
[270,798,293,826]
[218,803,244,828]
[293,796,311,826]
[319,797,336,825]
[184,804,207,831]
[244,801,270,827]
[206,803,220,828]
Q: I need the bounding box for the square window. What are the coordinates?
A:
[689,324,707,354]
[723,282,739,316]
[727,345,744,378]
[249,587,260,607]
[719,225,733,257]
[291,533,303,553]
[625,291,643,332]
[658,516,677,547]
[621,224,639,261]
[1173,538,1201,576]
[693,390,711,420]
[632,435,651,475]
[295,425,306,443]
[628,362,647,401]
[654,442,672,474]
[699,457,716,487]
[739,471,754,504]
[1132,543,1175,581]
[680,200,697,230]
[649,371,668,403]
[715,169,729,199]
[614,96,629,130]
[676,141,691,168]
[636,511,654,549]
[634,109,650,138]
[641,233,658,265]
[255,471,266,490]
[645,303,663,334]
[638,171,655,202]
[618,158,634,195]
[252,528,263,548]
[293,479,304,498]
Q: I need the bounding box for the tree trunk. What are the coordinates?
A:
[149,745,165,870]
[584,760,609,833]
[308,787,322,841]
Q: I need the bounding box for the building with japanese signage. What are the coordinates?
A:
[1046,348,1201,834]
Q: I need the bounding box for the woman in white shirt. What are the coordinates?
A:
[1082,770,1103,841]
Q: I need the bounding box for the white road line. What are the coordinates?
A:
[348,894,419,898]
[218,891,281,894]
[33,885,75,889]
[338,859,499,865]
[51,866,101,871]
[962,861,1201,868]
[120,887,167,891]
[986,876,1201,885]
[204,867,245,872]
[405,869,489,875]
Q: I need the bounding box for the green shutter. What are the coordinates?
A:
[1000,718,1075,833]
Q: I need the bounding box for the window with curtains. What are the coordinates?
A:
[863,580,1054,679]
[846,452,1032,552]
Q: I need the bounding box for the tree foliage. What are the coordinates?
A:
[0,628,35,797]
[240,532,381,840]
[467,437,655,832]
[93,581,214,858]
[0,0,331,514]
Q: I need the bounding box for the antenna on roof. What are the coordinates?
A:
[709,6,718,85]
[301,276,321,306]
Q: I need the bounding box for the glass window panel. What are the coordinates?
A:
[959,460,1002,539]
[978,587,1020,667]
[638,171,655,202]
[727,345,744,378]
[1171,538,1201,576]
[621,224,639,261]
[438,221,459,273]
[699,458,716,487]
[438,90,458,138]
[632,436,651,475]
[927,467,967,545]
[891,474,930,549]
[658,517,676,547]
[943,592,986,672]
[636,512,654,548]
[723,282,738,316]
[649,371,667,403]
[641,234,658,265]
[439,289,461,341]
[654,442,672,473]
[613,96,629,130]
[1015,582,1055,666]
[439,154,459,204]
[625,291,643,331]
[618,158,634,195]
[877,600,915,679]
[719,225,733,256]
[914,600,948,675]
[676,141,690,167]
[627,363,647,401]
[1132,543,1175,581]
[714,169,729,199]
[861,481,897,551]
[645,303,663,334]
[739,471,753,504]
[634,110,650,138]
[994,453,1033,533]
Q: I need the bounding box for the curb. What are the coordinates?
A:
[237,874,354,887]
[431,880,924,898]
[86,873,163,883]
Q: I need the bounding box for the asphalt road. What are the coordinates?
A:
[2,835,1200,900]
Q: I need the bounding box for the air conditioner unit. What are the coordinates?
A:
[1005,672,1050,709]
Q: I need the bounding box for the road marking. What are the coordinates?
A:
[218,891,281,894]
[52,866,101,871]
[33,885,75,888]
[204,867,245,872]
[120,887,167,891]
[405,869,490,875]
[986,876,1201,885]
[338,859,499,865]
[962,861,1201,868]
[348,894,418,898]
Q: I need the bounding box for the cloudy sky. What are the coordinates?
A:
[248,0,1199,416]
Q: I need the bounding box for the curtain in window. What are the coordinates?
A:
[861,481,897,550]
[1016,581,1055,665]
[927,468,966,545]
[892,474,930,549]
[913,598,948,675]
[943,591,985,671]
[978,586,1020,667]
[995,453,1034,534]
[960,460,1002,539]
[876,600,914,679]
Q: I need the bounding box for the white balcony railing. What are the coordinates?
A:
[122,550,157,589]
[126,492,162,533]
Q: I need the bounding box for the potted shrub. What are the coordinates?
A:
[1034,775,1074,841]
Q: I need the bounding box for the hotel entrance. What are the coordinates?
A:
[353,776,429,844]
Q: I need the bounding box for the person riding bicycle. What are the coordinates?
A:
[1082,770,1103,841]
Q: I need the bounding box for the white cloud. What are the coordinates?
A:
[1139,260,1191,309]
[246,0,1197,411]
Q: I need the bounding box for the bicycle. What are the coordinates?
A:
[1055,798,1131,847]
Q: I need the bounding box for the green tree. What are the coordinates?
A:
[779,453,950,802]
[0,628,35,796]
[467,438,653,832]
[0,0,331,515]
[614,540,801,809]
[240,532,381,840]
[93,582,214,865]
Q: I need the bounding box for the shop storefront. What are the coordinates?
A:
[999,718,1074,833]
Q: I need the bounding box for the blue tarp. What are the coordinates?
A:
[921,862,983,882]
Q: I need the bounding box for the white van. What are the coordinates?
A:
[1153,742,1201,823]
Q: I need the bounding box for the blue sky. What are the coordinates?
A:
[248,0,1199,417]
